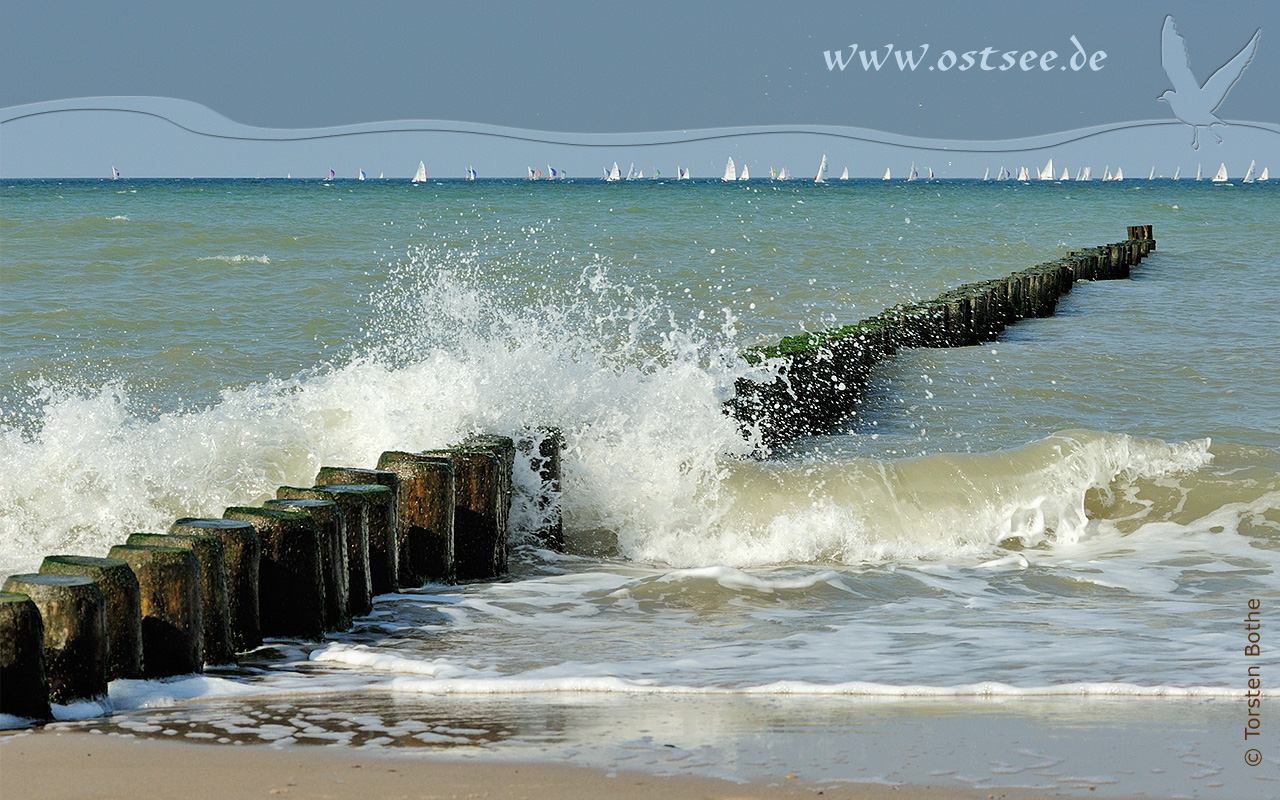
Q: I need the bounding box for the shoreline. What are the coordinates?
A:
[0,729,1117,800]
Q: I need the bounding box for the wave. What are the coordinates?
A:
[196,254,271,264]
[0,242,1244,575]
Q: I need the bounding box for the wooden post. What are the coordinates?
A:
[223,507,324,641]
[279,486,373,614]
[38,555,143,679]
[463,434,516,546]
[267,496,355,627]
[521,428,564,550]
[315,467,402,592]
[0,591,53,720]
[420,448,504,580]
[2,575,108,702]
[375,452,456,584]
[125,533,235,665]
[169,518,260,652]
[105,545,203,677]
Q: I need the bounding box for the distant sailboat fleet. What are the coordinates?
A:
[279,158,1271,183]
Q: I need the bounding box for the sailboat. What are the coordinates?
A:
[528,166,536,180]
[676,167,689,180]
[1017,166,1030,181]
[739,165,750,180]
[1173,167,1180,180]
[906,162,917,182]
[1242,160,1256,183]
[359,170,366,181]
[1102,166,1111,181]
[1038,158,1054,180]
[1082,167,1092,181]
[983,168,990,181]
[777,167,788,180]
[1060,167,1069,181]
[466,166,477,181]
[927,167,935,180]
[412,161,427,183]
[841,167,849,180]
[884,167,892,181]
[111,166,120,180]
[1114,167,1123,181]
[1212,163,1228,183]
[637,169,644,179]
[622,163,633,181]
[379,172,384,179]
[1196,164,1202,181]
[328,170,336,181]
[1260,167,1270,182]
[815,154,829,183]
[606,162,622,182]
[1148,166,1156,180]
[996,166,1007,180]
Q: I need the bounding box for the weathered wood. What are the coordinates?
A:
[38,555,143,679]
[125,533,235,665]
[169,518,260,652]
[222,506,324,641]
[729,227,1154,442]
[421,448,504,580]
[105,545,203,677]
[267,496,354,628]
[0,591,53,720]
[375,452,456,584]
[520,427,564,550]
[315,467,402,591]
[280,486,374,613]
[1,575,108,703]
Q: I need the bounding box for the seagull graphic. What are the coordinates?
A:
[1159,15,1261,149]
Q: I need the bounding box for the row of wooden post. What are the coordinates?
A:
[0,430,563,721]
[728,227,1156,441]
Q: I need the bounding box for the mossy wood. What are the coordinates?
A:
[105,545,203,677]
[124,534,235,665]
[0,591,53,720]
[2,574,108,703]
[222,506,324,641]
[38,555,143,679]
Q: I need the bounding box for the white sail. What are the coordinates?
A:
[1148,166,1155,180]
[1114,167,1123,181]
[928,167,934,179]
[379,172,384,179]
[1213,163,1228,182]
[884,167,892,180]
[1038,158,1053,180]
[466,166,477,181]
[412,161,427,183]
[111,165,119,180]
[777,167,788,180]
[1083,167,1092,181]
[607,162,622,181]
[1260,167,1269,182]
[906,162,916,182]
[1242,160,1256,183]
[739,164,749,180]
[637,169,644,179]
[983,168,990,181]
[841,167,849,180]
[722,157,736,182]
[359,170,366,181]
[1061,167,1069,181]
[1196,164,1202,181]
[1173,166,1180,180]
[626,163,636,180]
[815,154,828,183]
[1018,166,1030,181]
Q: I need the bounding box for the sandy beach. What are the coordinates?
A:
[0,729,1112,800]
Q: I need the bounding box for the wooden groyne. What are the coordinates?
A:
[0,429,564,721]
[728,226,1155,442]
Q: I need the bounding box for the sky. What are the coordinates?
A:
[1,1,1277,177]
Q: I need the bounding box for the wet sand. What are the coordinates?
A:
[1,729,1097,800]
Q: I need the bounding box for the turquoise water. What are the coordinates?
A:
[2,177,1279,794]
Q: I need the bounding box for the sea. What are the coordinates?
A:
[1,177,1278,797]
